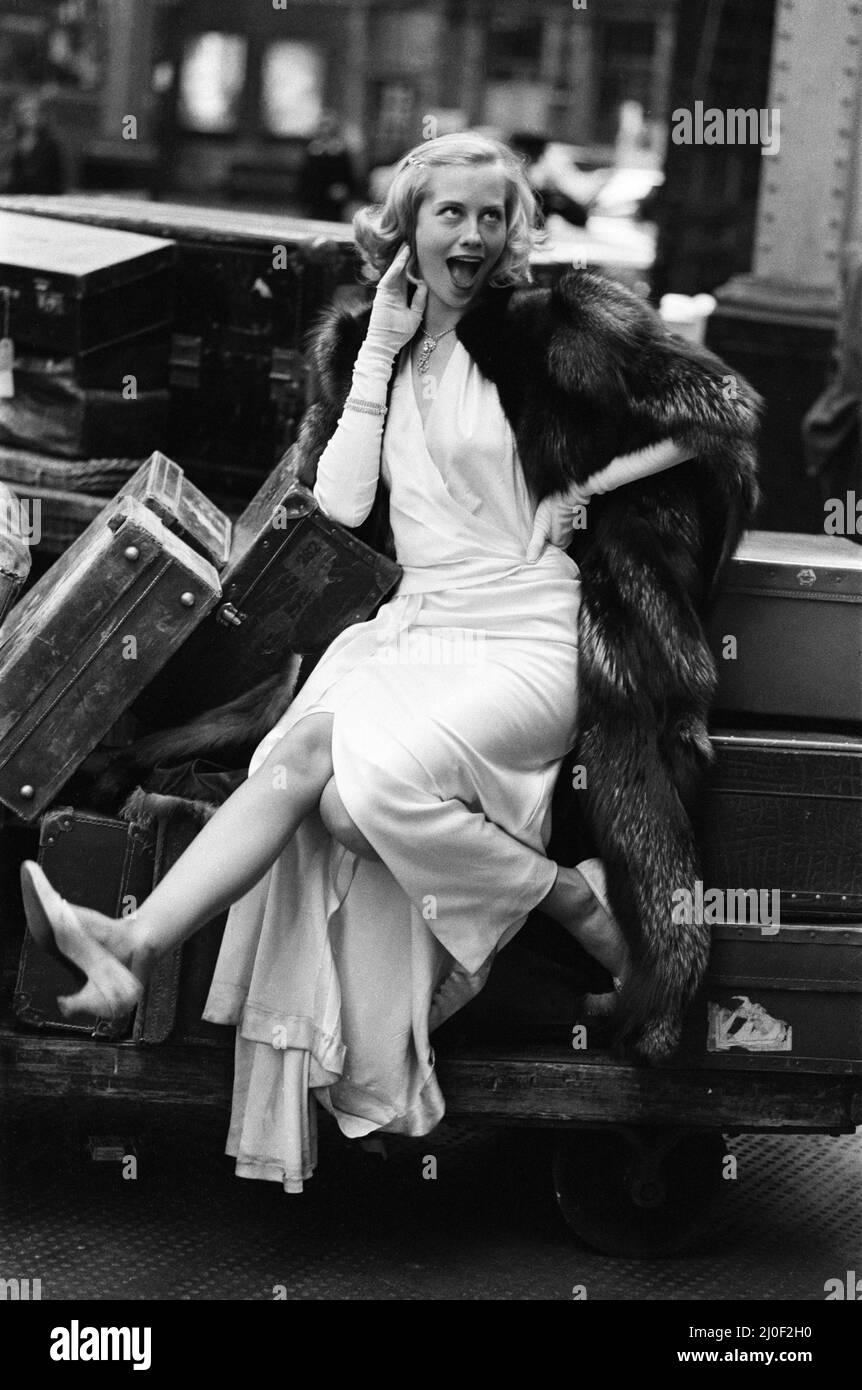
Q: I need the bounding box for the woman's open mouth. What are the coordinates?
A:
[446,256,484,291]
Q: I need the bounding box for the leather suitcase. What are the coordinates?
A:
[672,922,862,1075]
[0,480,30,625]
[706,531,862,724]
[13,806,157,1040]
[1,452,230,644]
[0,210,174,355]
[0,352,170,459]
[115,452,230,569]
[0,496,221,819]
[703,730,862,922]
[136,454,401,725]
[0,196,358,486]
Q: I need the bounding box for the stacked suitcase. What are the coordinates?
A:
[676,531,862,1073]
[0,196,360,497]
[0,211,174,462]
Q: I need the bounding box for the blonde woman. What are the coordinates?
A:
[23,134,759,1191]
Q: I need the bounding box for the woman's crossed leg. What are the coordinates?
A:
[22,708,626,1021]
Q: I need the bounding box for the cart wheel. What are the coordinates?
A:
[552,1127,725,1257]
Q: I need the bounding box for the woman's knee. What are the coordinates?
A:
[261,713,334,789]
[319,776,381,861]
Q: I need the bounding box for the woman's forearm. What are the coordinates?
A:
[312,340,396,527]
[583,438,693,497]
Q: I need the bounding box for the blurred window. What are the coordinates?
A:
[370,80,415,165]
[177,32,247,134]
[597,19,655,139]
[486,17,543,80]
[261,41,324,137]
[0,0,104,88]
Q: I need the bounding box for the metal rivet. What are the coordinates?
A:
[124,546,140,562]
[19,784,34,799]
[180,592,195,608]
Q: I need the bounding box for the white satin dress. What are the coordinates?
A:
[203,340,582,1191]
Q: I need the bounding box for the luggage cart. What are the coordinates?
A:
[1,937,859,1259]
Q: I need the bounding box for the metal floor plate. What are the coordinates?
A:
[1,1097,859,1300]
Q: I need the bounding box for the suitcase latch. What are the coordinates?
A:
[796,568,816,587]
[216,602,245,627]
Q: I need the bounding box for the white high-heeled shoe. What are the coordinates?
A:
[20,860,142,1022]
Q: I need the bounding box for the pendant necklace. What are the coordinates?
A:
[416,324,455,374]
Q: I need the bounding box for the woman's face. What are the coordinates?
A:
[412,164,508,314]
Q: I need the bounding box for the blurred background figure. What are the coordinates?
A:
[5,91,65,195]
[508,132,601,229]
[298,110,358,222]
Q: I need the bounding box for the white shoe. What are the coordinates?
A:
[20,860,142,1022]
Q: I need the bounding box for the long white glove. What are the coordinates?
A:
[526,437,693,562]
[314,245,428,527]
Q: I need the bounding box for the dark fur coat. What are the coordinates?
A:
[291,269,761,1060]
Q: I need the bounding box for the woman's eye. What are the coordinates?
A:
[439,207,460,219]
[482,210,503,224]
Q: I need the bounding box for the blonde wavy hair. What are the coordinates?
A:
[353,132,543,288]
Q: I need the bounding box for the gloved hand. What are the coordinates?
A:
[360,244,429,373]
[526,483,590,563]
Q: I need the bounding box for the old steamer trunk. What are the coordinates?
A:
[0,195,359,491]
[0,211,175,458]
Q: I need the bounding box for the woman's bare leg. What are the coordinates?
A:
[21,713,336,1016]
